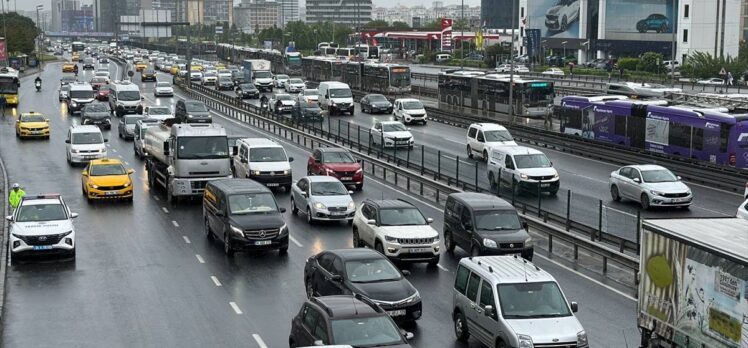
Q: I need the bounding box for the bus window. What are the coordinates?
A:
[720,123,730,153]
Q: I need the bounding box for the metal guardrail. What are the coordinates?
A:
[174,79,642,286]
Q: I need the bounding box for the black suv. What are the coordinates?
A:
[203,179,289,256]
[175,99,211,123]
[443,192,533,260]
[303,248,422,323]
[289,295,413,348]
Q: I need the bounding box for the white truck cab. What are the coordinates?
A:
[233,138,294,192]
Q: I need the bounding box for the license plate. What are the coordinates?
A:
[408,248,431,253]
[255,240,272,246]
[330,213,346,217]
[341,177,353,181]
[266,183,279,187]
[105,191,118,196]
[32,245,53,250]
[83,155,96,159]
[541,183,551,187]
[387,309,406,317]
[31,131,41,134]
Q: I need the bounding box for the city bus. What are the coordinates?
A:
[301,56,343,82]
[71,41,85,53]
[201,41,217,54]
[0,68,20,106]
[354,44,379,59]
[340,62,411,94]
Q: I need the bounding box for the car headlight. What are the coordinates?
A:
[187,114,193,118]
[88,183,98,189]
[355,168,362,174]
[520,173,529,180]
[279,223,289,235]
[325,168,335,175]
[407,290,421,303]
[230,225,244,237]
[252,170,261,176]
[518,334,533,348]
[552,172,560,179]
[123,181,131,188]
[314,202,326,210]
[71,101,78,107]
[577,330,589,347]
[384,235,398,242]
[483,238,497,248]
[433,234,440,241]
[650,190,665,196]
[71,149,79,153]
[347,201,355,210]
[524,236,533,247]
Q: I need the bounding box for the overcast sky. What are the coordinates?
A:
[15,0,479,13]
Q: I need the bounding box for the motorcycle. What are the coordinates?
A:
[35,80,41,92]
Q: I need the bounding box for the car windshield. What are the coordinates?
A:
[176,136,229,159]
[498,282,572,319]
[402,101,423,109]
[310,181,348,196]
[379,207,426,226]
[322,151,356,163]
[331,316,403,346]
[484,130,513,142]
[87,104,109,112]
[228,193,278,215]
[289,78,303,84]
[219,77,231,83]
[382,123,407,132]
[125,116,143,124]
[16,203,67,222]
[641,169,678,183]
[249,147,287,162]
[345,258,401,283]
[254,71,272,78]
[70,90,93,99]
[277,75,289,80]
[368,94,387,102]
[303,89,318,96]
[185,102,208,112]
[240,84,255,90]
[72,132,103,144]
[148,107,171,115]
[90,163,127,176]
[276,94,293,101]
[21,115,45,122]
[118,91,140,101]
[514,154,551,168]
[474,210,522,230]
[156,82,171,88]
[91,78,107,83]
[204,72,216,77]
[330,88,352,98]
[144,70,155,74]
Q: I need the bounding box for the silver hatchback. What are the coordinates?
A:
[290,176,355,224]
[609,164,692,210]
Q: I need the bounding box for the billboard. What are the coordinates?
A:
[61,10,94,32]
[525,0,581,39]
[604,0,675,41]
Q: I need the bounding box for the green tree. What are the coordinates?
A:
[636,52,664,73]
[2,12,38,54]
[391,21,410,30]
[364,20,389,28]
[681,51,747,79]
[422,20,442,30]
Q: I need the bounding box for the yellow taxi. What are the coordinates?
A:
[135,61,149,72]
[81,159,134,202]
[62,62,76,73]
[190,64,203,72]
[215,63,226,70]
[71,53,80,62]
[170,64,181,75]
[15,112,50,139]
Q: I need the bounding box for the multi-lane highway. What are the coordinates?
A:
[0,59,641,347]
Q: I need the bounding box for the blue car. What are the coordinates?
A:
[636,14,670,33]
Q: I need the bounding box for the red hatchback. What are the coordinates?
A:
[308,148,364,190]
[96,85,112,101]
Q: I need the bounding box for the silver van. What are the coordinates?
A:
[452,256,588,348]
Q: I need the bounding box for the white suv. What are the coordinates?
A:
[393,98,427,125]
[65,125,108,165]
[466,123,517,160]
[352,199,442,265]
[7,194,78,262]
[370,121,414,148]
[487,146,560,196]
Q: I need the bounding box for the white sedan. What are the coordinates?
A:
[738,199,748,220]
[541,68,565,76]
[290,176,355,224]
[370,121,414,148]
[154,81,173,97]
[284,78,306,93]
[697,78,725,85]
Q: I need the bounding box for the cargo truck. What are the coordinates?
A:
[242,59,273,92]
[638,217,748,348]
[144,122,232,203]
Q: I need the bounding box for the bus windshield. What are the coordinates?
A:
[0,78,18,94]
[525,85,554,107]
[390,68,411,88]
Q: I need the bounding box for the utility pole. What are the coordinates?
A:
[508,0,516,120]
[670,0,677,87]
[460,0,464,69]
[36,5,43,69]
[1,0,7,67]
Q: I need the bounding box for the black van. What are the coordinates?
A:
[203,179,289,256]
[175,99,212,123]
[443,192,533,260]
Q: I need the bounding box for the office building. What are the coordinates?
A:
[95,0,140,33]
[676,0,740,62]
[234,0,280,33]
[306,0,372,28]
[277,0,300,27]
[204,0,234,26]
[51,0,80,32]
[740,0,748,40]
[481,0,515,29]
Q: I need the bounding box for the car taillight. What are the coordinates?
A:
[729,153,737,166]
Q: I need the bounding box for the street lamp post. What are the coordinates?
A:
[460,0,464,69]
[508,0,516,120]
[36,5,43,68]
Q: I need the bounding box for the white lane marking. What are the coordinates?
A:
[172,220,180,227]
[118,155,123,159]
[230,302,243,315]
[195,254,205,263]
[695,206,734,217]
[112,148,117,153]
[289,235,303,248]
[252,334,268,348]
[161,207,169,213]
[154,196,160,201]
[125,161,129,165]
[211,276,222,287]
[182,235,191,244]
[533,253,636,302]
[437,264,449,272]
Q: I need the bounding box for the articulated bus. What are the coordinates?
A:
[437,72,556,118]
[354,44,379,59]
[556,96,748,168]
[201,41,217,54]
[340,62,411,94]
[0,68,20,106]
[301,56,343,82]
[284,51,302,74]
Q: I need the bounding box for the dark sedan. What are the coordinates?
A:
[141,69,157,82]
[81,103,112,129]
[235,83,259,99]
[304,248,422,323]
[216,76,234,91]
[291,101,323,122]
[360,94,393,114]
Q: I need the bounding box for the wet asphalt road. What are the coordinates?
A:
[0,59,641,347]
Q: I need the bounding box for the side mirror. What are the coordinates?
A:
[404,332,415,340]
[65,139,70,143]
[633,177,641,183]
[231,146,238,156]
[81,170,88,176]
[401,270,411,276]
[357,159,362,163]
[104,139,109,143]
[141,96,145,100]
[215,211,225,217]
[301,192,308,198]
[279,207,287,213]
[314,158,321,163]
[676,175,682,180]
[464,223,473,231]
[313,340,325,346]
[522,221,529,231]
[426,217,434,224]
[366,219,376,225]
[570,302,578,313]
[288,157,294,162]
[70,213,79,219]
[5,215,13,222]
[348,191,354,195]
[45,119,50,123]
[483,305,494,317]
[127,169,135,174]
[240,158,247,163]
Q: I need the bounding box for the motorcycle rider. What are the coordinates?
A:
[34,76,42,91]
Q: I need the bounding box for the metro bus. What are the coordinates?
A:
[354,44,379,59]
[301,56,343,82]
[340,62,411,94]
[201,41,217,54]
[438,72,556,118]
[284,51,302,74]
[71,41,85,53]
[0,68,20,106]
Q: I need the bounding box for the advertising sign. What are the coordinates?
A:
[525,0,581,39]
[0,39,7,63]
[441,18,453,52]
[215,26,224,34]
[61,10,94,32]
[525,29,542,57]
[604,0,675,41]
[638,228,748,348]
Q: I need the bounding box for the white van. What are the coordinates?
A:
[318,81,354,115]
[233,138,294,192]
[65,125,108,165]
[486,146,559,196]
[466,123,517,160]
[108,81,143,117]
[435,53,451,63]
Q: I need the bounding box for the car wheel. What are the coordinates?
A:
[611,185,621,202]
[375,241,384,255]
[454,311,470,341]
[305,279,314,298]
[640,193,651,210]
[466,145,473,158]
[224,232,235,256]
[483,150,489,162]
[352,228,362,247]
[355,184,363,191]
[444,230,456,253]
[204,218,214,241]
[306,207,314,225]
[291,198,298,215]
[488,172,497,190]
[428,255,440,266]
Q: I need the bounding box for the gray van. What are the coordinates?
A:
[443,192,533,260]
[203,179,289,256]
[452,256,587,348]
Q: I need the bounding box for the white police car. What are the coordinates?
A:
[6,194,77,262]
